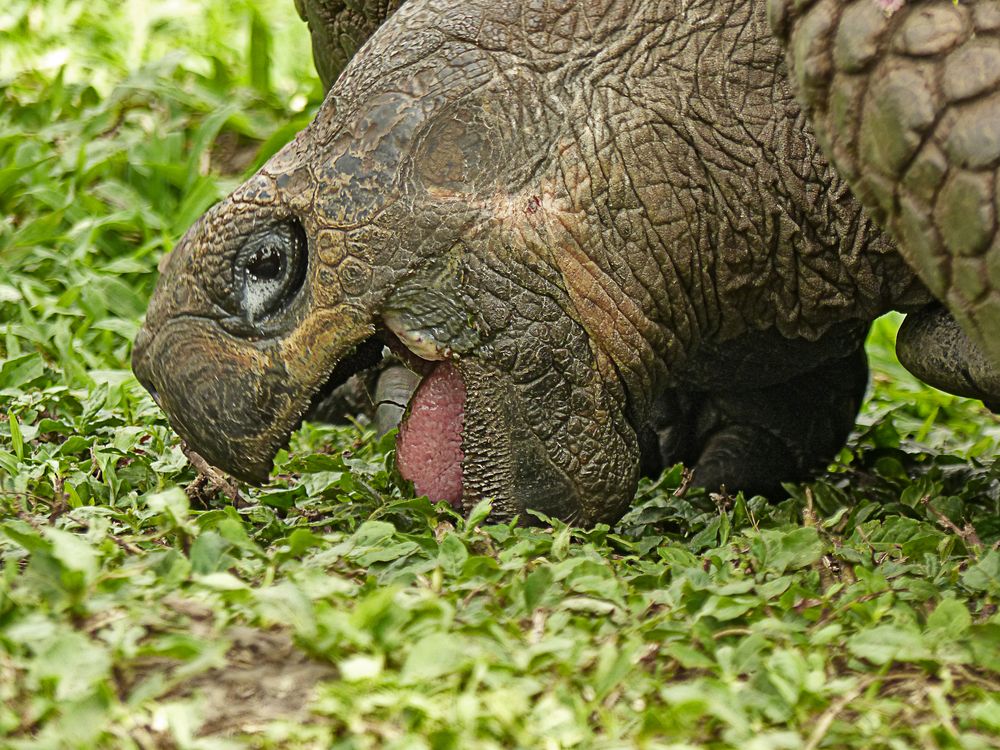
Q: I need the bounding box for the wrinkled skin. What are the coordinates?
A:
[133,0,1000,526]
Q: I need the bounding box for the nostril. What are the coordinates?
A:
[135,368,162,407]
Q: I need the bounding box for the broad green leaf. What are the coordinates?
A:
[465,498,493,528]
[0,352,45,391]
[30,631,111,701]
[962,550,1000,595]
[189,531,232,575]
[758,527,824,574]
[847,625,932,665]
[926,598,972,640]
[145,486,192,530]
[43,527,99,584]
[401,633,468,683]
[523,565,554,611]
[438,533,468,577]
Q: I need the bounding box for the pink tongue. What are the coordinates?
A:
[395,362,465,507]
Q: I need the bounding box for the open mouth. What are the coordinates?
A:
[301,327,468,511]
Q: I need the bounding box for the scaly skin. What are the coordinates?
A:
[292,0,405,89]
[133,0,997,526]
[769,0,1000,369]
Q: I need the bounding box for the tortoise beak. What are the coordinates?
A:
[131,317,293,485]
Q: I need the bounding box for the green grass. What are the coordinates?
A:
[2,2,1000,748]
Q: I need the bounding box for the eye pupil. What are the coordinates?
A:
[237,219,307,323]
[248,246,282,281]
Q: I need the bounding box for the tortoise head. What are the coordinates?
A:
[132,56,456,484]
[133,2,641,524]
[130,165,383,484]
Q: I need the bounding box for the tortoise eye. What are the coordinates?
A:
[247,245,282,281]
[237,219,307,323]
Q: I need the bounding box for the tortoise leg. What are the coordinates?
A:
[636,389,699,479]
[641,342,869,497]
[896,304,1000,413]
[692,344,869,496]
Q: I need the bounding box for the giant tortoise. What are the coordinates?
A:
[132,0,1000,525]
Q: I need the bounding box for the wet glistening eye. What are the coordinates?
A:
[237,220,307,322]
[247,245,282,281]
